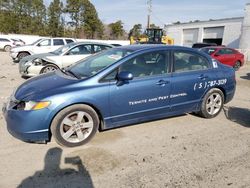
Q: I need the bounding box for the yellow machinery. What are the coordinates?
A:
[130,28,174,45]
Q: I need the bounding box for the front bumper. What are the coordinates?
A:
[2,101,50,142]
[10,52,18,60]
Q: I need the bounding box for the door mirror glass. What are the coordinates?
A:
[117,71,133,81]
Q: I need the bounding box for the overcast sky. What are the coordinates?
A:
[44,0,249,31]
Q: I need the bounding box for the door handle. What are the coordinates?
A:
[198,74,208,80]
[156,80,169,86]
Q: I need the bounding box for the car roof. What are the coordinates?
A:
[115,44,200,52]
[68,41,114,47]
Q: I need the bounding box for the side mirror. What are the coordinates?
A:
[117,71,133,81]
[37,43,41,47]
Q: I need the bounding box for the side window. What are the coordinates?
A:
[100,69,118,82]
[174,51,209,73]
[65,39,74,44]
[38,39,51,46]
[120,51,169,78]
[53,39,64,46]
[217,49,226,55]
[67,45,91,55]
[224,49,234,54]
[0,38,10,42]
[94,45,111,53]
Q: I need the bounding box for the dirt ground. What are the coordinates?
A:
[0,52,250,188]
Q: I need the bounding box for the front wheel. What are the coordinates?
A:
[40,64,58,74]
[198,88,224,118]
[4,45,11,52]
[51,104,99,147]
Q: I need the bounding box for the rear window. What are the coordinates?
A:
[53,39,64,46]
[66,39,74,44]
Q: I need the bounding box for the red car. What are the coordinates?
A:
[200,47,244,70]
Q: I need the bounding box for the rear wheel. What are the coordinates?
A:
[233,61,241,71]
[51,104,99,147]
[199,88,224,118]
[18,52,30,60]
[41,64,58,74]
[4,45,11,52]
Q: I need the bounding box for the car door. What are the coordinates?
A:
[61,44,92,67]
[32,39,52,54]
[215,48,235,66]
[169,50,212,113]
[108,50,171,125]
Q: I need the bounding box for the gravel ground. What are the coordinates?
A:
[0,52,250,188]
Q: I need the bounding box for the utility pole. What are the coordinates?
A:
[147,0,152,28]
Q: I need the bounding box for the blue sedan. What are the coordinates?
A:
[2,45,236,147]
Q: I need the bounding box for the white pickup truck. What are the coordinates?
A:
[10,37,76,61]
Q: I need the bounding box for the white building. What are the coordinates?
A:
[165,17,243,48]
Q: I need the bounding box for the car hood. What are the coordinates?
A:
[15,71,78,100]
[20,53,53,63]
[11,45,33,52]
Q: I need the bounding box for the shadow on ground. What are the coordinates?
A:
[17,147,93,188]
[223,106,250,127]
[240,73,250,80]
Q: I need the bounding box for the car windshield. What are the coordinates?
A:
[31,38,43,45]
[69,48,133,79]
[200,48,217,55]
[51,43,76,55]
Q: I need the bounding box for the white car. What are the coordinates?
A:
[19,42,114,77]
[0,37,16,52]
[10,37,76,61]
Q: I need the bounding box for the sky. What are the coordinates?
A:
[44,0,250,31]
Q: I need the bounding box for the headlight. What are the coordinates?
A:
[32,58,43,66]
[24,61,33,66]
[15,101,51,110]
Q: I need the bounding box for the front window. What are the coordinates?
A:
[69,48,132,79]
[38,39,51,46]
[51,43,76,55]
[66,45,92,55]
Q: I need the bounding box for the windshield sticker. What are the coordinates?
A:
[128,93,187,106]
[108,54,122,60]
[194,79,227,91]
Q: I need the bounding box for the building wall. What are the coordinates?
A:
[166,18,243,48]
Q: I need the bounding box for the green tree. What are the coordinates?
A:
[47,0,64,37]
[128,24,142,39]
[108,20,124,39]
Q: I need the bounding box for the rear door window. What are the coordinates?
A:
[53,39,65,46]
[66,39,74,44]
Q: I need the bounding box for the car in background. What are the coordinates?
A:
[19,42,113,77]
[0,37,16,52]
[10,37,76,61]
[11,38,25,46]
[192,43,218,49]
[3,45,236,147]
[200,46,244,70]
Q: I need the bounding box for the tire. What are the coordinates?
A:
[4,45,11,52]
[40,64,58,74]
[233,61,241,71]
[198,88,224,118]
[51,104,99,147]
[18,52,30,60]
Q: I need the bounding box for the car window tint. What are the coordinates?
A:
[101,69,118,82]
[174,51,209,73]
[67,45,92,55]
[66,39,74,44]
[38,39,51,46]
[120,51,169,78]
[200,48,216,55]
[224,49,234,54]
[53,39,64,46]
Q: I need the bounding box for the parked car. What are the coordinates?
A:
[0,37,15,52]
[200,46,244,70]
[192,43,218,49]
[10,37,76,61]
[11,38,25,46]
[2,45,236,147]
[19,42,113,77]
